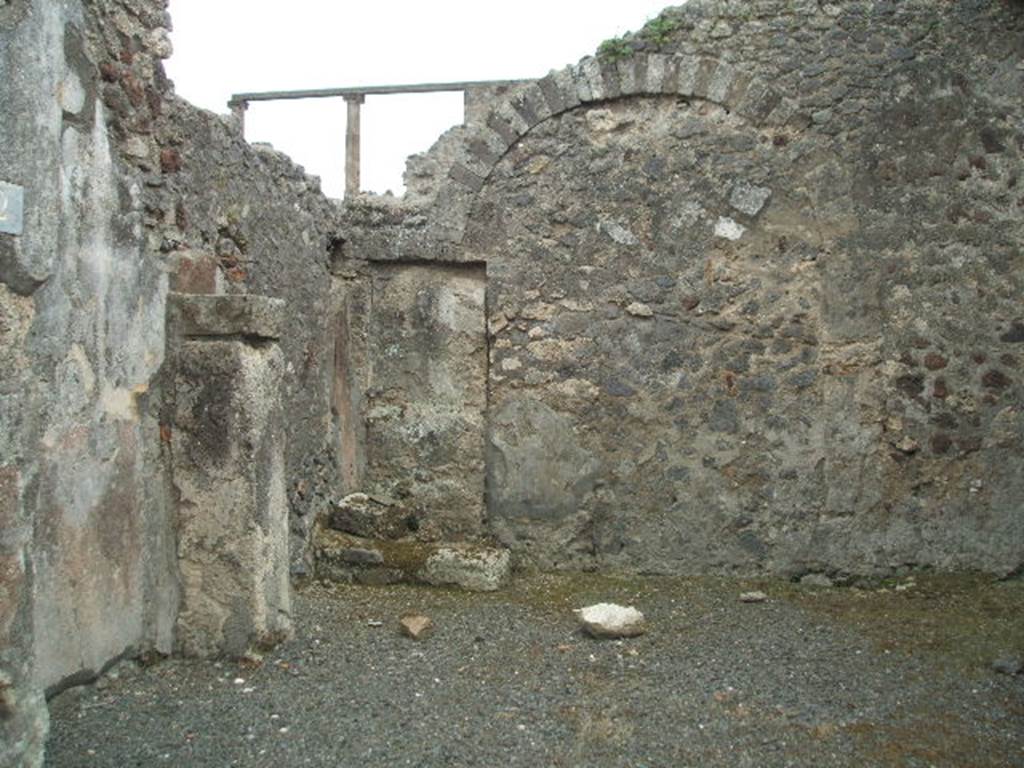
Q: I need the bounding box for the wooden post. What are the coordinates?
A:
[344,94,365,198]
[229,100,248,137]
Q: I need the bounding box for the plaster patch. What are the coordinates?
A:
[672,200,706,229]
[67,344,96,396]
[729,183,772,216]
[59,68,86,115]
[101,387,138,421]
[714,217,746,241]
[600,219,639,246]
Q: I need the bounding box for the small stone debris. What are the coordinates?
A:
[896,436,920,455]
[575,603,646,639]
[399,614,434,641]
[714,216,746,241]
[739,591,768,603]
[729,182,772,217]
[800,573,834,588]
[240,651,264,668]
[626,302,654,318]
[992,656,1022,676]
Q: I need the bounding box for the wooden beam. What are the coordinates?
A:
[229,79,530,105]
[344,94,364,198]
[228,100,248,137]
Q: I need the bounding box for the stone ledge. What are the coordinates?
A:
[167,292,285,340]
[314,527,510,592]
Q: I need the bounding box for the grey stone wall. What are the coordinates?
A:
[150,101,343,575]
[1,0,344,760]
[342,0,1024,579]
[2,3,1022,763]
[1,8,177,758]
[81,0,344,577]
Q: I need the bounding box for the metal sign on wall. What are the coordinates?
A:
[0,181,24,236]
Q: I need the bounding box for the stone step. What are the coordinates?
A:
[325,492,419,540]
[313,527,510,592]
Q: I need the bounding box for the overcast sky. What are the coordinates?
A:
[166,1,674,198]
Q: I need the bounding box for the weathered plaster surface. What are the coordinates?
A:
[361,263,488,541]
[2,4,173,760]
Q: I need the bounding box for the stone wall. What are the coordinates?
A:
[81,0,343,578]
[1,7,176,762]
[152,98,342,574]
[0,0,344,761]
[341,0,1024,579]
[2,0,1023,763]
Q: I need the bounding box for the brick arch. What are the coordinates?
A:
[432,52,797,246]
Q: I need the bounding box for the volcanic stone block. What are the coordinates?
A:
[421,547,510,592]
[167,292,284,340]
[327,493,416,540]
[169,298,291,657]
[314,528,510,592]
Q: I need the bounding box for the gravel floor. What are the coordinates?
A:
[46,573,1024,767]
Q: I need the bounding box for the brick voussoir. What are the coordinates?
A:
[661,55,681,94]
[633,55,650,95]
[537,74,567,115]
[510,93,540,128]
[449,163,486,192]
[524,82,554,122]
[552,67,585,113]
[495,101,531,138]
[675,54,700,97]
[509,84,551,130]
[553,67,582,111]
[475,124,512,156]
[599,61,622,100]
[579,58,605,102]
[462,131,498,169]
[706,61,737,104]
[692,57,720,99]
[459,147,491,179]
[616,58,638,95]
[645,54,669,93]
[486,111,519,147]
